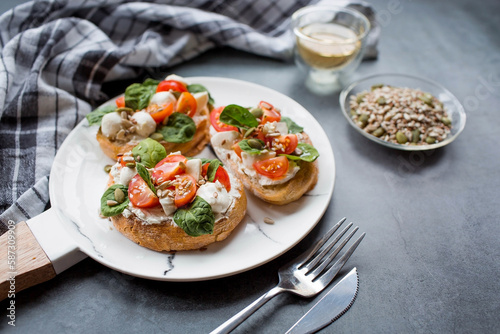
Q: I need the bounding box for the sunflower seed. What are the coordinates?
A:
[263,217,274,225]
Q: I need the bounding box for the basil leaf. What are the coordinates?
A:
[158,112,196,143]
[281,116,304,134]
[86,105,116,126]
[136,163,156,195]
[206,159,222,182]
[280,143,319,162]
[132,138,167,168]
[100,184,129,217]
[125,78,160,110]
[220,104,259,129]
[173,196,215,237]
[197,157,221,165]
[238,139,265,155]
[187,83,214,105]
[187,157,223,180]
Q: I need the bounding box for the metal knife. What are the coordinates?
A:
[286,267,359,334]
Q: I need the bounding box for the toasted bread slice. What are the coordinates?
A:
[110,186,246,252]
[97,108,210,160]
[212,132,318,205]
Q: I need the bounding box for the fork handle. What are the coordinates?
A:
[210,286,284,334]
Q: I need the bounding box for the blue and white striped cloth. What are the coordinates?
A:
[0,0,378,234]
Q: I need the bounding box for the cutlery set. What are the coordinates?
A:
[211,218,365,334]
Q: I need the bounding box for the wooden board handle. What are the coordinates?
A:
[0,221,56,300]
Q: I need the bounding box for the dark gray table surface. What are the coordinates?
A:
[1,0,499,333]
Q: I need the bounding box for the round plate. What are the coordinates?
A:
[49,77,335,281]
[339,73,466,151]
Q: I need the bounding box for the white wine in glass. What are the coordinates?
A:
[295,22,361,70]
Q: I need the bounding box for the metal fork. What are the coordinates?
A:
[210,217,365,334]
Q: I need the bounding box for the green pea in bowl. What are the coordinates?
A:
[339,73,466,151]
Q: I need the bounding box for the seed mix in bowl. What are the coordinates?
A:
[349,84,452,145]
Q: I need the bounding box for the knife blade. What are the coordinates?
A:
[286,267,359,334]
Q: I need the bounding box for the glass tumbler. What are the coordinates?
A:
[291,5,370,94]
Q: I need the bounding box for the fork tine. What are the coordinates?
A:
[304,222,353,272]
[297,217,347,269]
[316,232,366,285]
[310,226,359,276]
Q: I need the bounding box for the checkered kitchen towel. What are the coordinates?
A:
[0,0,378,234]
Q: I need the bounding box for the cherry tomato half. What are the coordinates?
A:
[254,128,266,142]
[147,102,174,123]
[176,92,197,117]
[128,174,160,208]
[259,101,281,124]
[174,174,197,207]
[115,96,125,108]
[152,155,188,184]
[156,80,188,93]
[202,163,231,192]
[232,142,243,159]
[253,156,289,179]
[210,106,238,132]
[266,134,298,155]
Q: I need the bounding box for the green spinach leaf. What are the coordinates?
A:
[187,84,214,105]
[220,104,259,129]
[158,112,196,143]
[238,139,265,155]
[281,116,304,134]
[173,196,215,237]
[136,163,156,195]
[280,143,319,162]
[125,78,160,110]
[205,159,222,182]
[100,184,129,217]
[195,157,222,166]
[86,105,116,126]
[132,138,167,168]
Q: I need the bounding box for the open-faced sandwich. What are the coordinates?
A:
[209,101,319,205]
[87,74,212,160]
[99,138,246,252]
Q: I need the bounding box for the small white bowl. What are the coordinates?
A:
[339,73,466,151]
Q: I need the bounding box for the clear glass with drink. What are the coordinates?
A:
[291,5,370,94]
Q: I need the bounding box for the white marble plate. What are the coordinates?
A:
[49,77,335,281]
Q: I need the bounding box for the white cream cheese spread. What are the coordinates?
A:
[112,157,242,226]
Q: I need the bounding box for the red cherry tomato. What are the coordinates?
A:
[253,156,289,179]
[115,96,125,108]
[232,142,243,159]
[119,158,128,168]
[210,106,238,132]
[201,163,231,192]
[128,174,159,208]
[266,134,298,155]
[176,92,197,117]
[259,101,281,124]
[152,155,188,184]
[174,174,197,207]
[146,102,174,123]
[253,128,266,142]
[119,155,137,168]
[159,154,187,163]
[156,80,188,93]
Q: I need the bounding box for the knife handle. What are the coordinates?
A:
[0,221,56,300]
[211,286,284,334]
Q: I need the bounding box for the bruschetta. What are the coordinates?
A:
[87,74,212,160]
[209,101,319,205]
[99,138,246,252]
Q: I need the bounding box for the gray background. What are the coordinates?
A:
[1,0,499,333]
